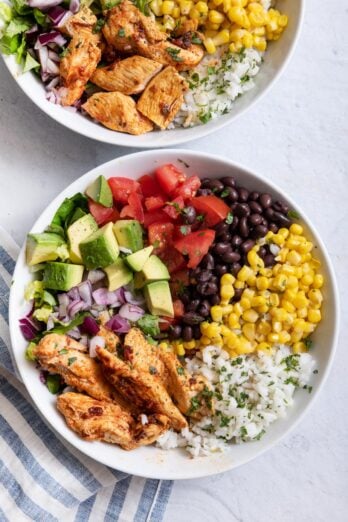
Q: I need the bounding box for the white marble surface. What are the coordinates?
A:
[0,0,347,520]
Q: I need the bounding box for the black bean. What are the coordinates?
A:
[241,239,255,253]
[182,326,193,342]
[210,275,218,285]
[251,224,268,239]
[196,270,211,282]
[225,187,239,202]
[214,243,231,256]
[222,251,241,263]
[248,213,262,226]
[248,191,260,201]
[260,193,272,208]
[229,215,239,231]
[171,325,182,339]
[198,304,210,318]
[206,179,224,192]
[187,299,200,312]
[183,206,196,224]
[220,176,236,187]
[193,325,202,340]
[231,234,243,248]
[197,282,218,295]
[210,294,220,306]
[238,187,249,202]
[182,312,205,325]
[196,188,212,196]
[249,201,263,214]
[215,264,228,276]
[234,203,250,217]
[260,217,268,226]
[220,232,231,242]
[269,222,279,233]
[239,217,249,238]
[258,246,267,258]
[201,178,211,188]
[264,207,274,220]
[264,254,276,267]
[273,211,291,227]
[200,253,214,269]
[215,222,229,236]
[231,262,242,276]
[180,292,190,305]
[272,200,290,214]
[232,287,243,302]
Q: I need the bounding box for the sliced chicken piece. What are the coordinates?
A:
[59,7,102,106]
[91,56,163,95]
[102,1,203,71]
[82,92,154,135]
[97,346,187,431]
[122,328,164,376]
[57,392,169,449]
[34,333,117,402]
[159,351,214,419]
[137,66,188,129]
[98,326,121,354]
[102,0,166,54]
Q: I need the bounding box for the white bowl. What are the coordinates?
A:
[9,149,339,480]
[2,0,303,148]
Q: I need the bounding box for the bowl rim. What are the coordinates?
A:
[9,148,339,479]
[1,0,305,148]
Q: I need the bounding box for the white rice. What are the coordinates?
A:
[157,346,316,457]
[173,47,263,128]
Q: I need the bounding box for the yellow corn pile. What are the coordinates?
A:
[150,0,288,54]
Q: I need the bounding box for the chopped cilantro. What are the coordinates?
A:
[177,366,185,375]
[149,366,157,375]
[191,35,202,45]
[220,414,230,427]
[199,110,212,124]
[232,357,243,366]
[240,74,250,84]
[166,47,183,62]
[225,212,233,224]
[118,28,125,37]
[281,354,300,372]
[220,189,230,198]
[287,209,300,220]
[137,314,160,337]
[240,426,248,438]
[196,214,205,222]
[285,376,299,386]
[179,225,190,236]
[93,19,105,33]
[254,429,266,441]
[189,395,201,414]
[59,349,69,355]
[68,357,77,366]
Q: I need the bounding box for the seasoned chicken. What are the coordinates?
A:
[91,56,163,95]
[97,346,187,431]
[57,392,169,449]
[159,351,214,419]
[59,7,102,106]
[137,66,188,129]
[98,325,121,354]
[34,333,117,402]
[82,92,154,135]
[123,328,164,376]
[102,0,203,71]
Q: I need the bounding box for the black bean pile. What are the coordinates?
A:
[169,176,292,342]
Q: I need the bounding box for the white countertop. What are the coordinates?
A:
[0,0,347,519]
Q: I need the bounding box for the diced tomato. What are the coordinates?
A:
[158,246,186,274]
[174,229,215,269]
[159,317,175,331]
[88,200,120,226]
[145,195,166,211]
[148,222,174,253]
[138,174,159,198]
[191,195,230,226]
[163,196,185,220]
[120,191,144,223]
[169,269,189,298]
[108,177,141,204]
[173,299,185,318]
[143,210,174,228]
[154,164,186,195]
[173,224,191,240]
[171,175,201,200]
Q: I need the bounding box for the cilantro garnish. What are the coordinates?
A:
[59,349,68,355]
[177,366,185,375]
[287,209,300,220]
[166,47,183,62]
[225,212,233,224]
[68,357,77,366]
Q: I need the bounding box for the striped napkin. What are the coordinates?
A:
[0,227,172,522]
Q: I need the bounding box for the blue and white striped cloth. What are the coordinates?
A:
[0,227,173,521]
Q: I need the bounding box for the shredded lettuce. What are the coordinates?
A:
[33,305,53,323]
[50,193,89,239]
[24,280,57,307]
[23,51,39,72]
[6,16,31,37]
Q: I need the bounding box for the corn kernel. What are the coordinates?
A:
[162,0,175,15]
[196,1,209,14]
[238,265,253,282]
[184,340,196,349]
[257,321,271,336]
[179,0,193,15]
[206,323,221,337]
[159,342,168,350]
[278,331,291,344]
[234,280,245,289]
[297,307,308,319]
[272,320,282,333]
[256,276,269,291]
[267,332,280,343]
[257,342,272,352]
[213,28,230,45]
[227,6,250,28]
[150,0,163,16]
[251,296,266,307]
[242,323,255,341]
[253,35,266,51]
[291,331,303,343]
[176,344,185,356]
[209,9,225,24]
[293,294,308,309]
[200,335,211,346]
[240,297,251,310]
[228,312,239,328]
[308,289,323,305]
[204,37,216,53]
[286,250,302,266]
[313,274,324,289]
[242,309,259,323]
[221,284,235,301]
[172,6,180,17]
[308,309,321,323]
[221,273,235,285]
[233,302,243,316]
[293,341,306,353]
[269,293,280,306]
[211,305,223,322]
[282,299,295,313]
[273,274,288,291]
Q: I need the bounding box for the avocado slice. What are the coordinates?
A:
[144,281,174,317]
[43,262,84,291]
[67,213,98,264]
[80,222,119,269]
[104,258,133,291]
[125,246,153,272]
[86,175,113,208]
[26,233,68,266]
[113,220,143,252]
[134,255,170,288]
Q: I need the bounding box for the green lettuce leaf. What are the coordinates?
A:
[6,16,31,37]
[23,51,40,72]
[137,314,160,337]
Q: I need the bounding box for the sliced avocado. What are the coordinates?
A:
[125,246,153,272]
[133,255,170,288]
[104,258,133,291]
[113,220,143,252]
[80,222,119,269]
[86,175,113,208]
[69,207,87,225]
[43,262,84,291]
[67,213,98,264]
[26,233,68,266]
[144,281,174,317]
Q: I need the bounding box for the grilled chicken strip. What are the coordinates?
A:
[82,92,154,135]
[102,0,203,71]
[123,328,164,376]
[91,56,163,95]
[159,351,214,419]
[137,66,188,129]
[34,333,117,402]
[57,392,170,449]
[59,7,102,106]
[97,346,187,431]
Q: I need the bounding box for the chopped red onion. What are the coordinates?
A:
[77,280,93,307]
[87,269,106,284]
[62,386,75,393]
[118,304,145,322]
[67,327,82,340]
[106,315,130,333]
[79,335,88,348]
[19,317,40,341]
[92,288,121,307]
[124,290,145,306]
[140,414,149,425]
[47,5,67,24]
[48,50,60,62]
[80,316,100,336]
[69,0,80,14]
[89,335,105,358]
[39,370,47,384]
[46,58,59,75]
[67,300,86,318]
[67,287,80,301]
[28,0,63,10]
[46,316,55,331]
[35,31,67,49]
[45,76,60,91]
[115,287,126,304]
